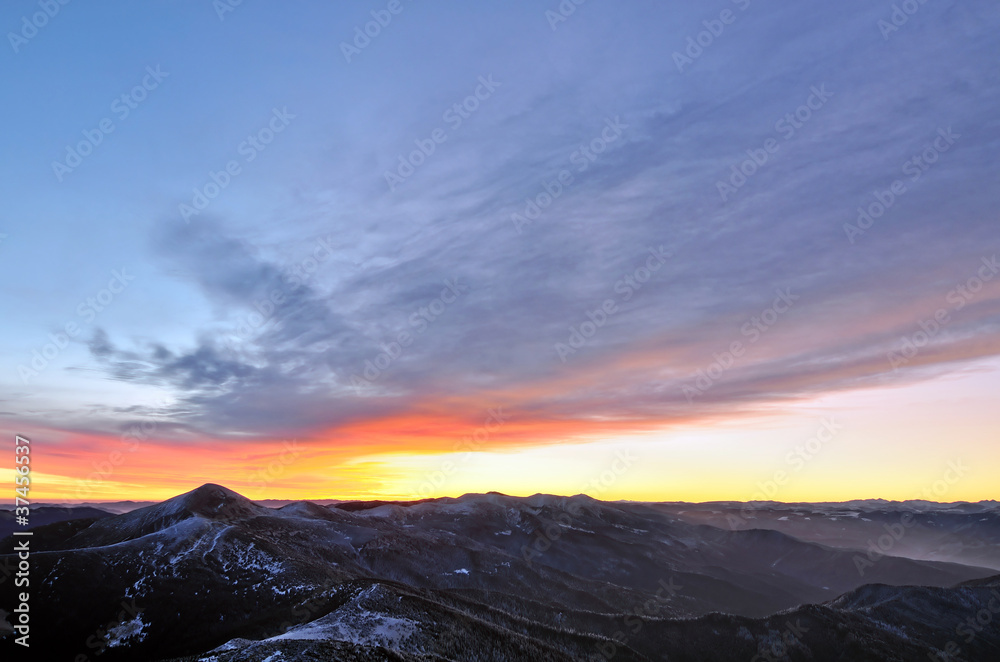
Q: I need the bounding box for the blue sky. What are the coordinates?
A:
[3,0,1000,500]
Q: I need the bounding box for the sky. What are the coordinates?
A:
[2,0,999,503]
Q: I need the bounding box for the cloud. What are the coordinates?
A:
[74,0,1000,450]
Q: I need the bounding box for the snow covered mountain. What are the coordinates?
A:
[1,484,997,660]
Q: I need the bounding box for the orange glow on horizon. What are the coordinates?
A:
[6,359,999,505]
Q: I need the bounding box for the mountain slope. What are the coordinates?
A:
[2,485,997,661]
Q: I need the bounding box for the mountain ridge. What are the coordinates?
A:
[2,483,997,660]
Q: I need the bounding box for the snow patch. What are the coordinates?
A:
[106,614,149,648]
[271,610,417,648]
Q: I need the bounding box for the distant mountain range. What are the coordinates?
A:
[4,496,997,514]
[0,498,350,514]
[2,484,998,660]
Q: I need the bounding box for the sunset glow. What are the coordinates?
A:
[3,1,998,508]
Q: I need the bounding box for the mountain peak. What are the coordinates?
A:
[184,483,247,501]
[59,484,266,549]
[169,483,261,520]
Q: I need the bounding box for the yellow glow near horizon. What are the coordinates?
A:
[9,360,999,505]
[352,360,1000,503]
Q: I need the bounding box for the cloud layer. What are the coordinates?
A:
[6,1,1000,464]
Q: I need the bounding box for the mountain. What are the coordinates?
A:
[655,500,1000,571]
[163,575,1000,662]
[1,485,997,661]
[0,505,114,540]
[0,500,156,514]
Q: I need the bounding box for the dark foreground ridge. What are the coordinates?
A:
[1,484,998,661]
